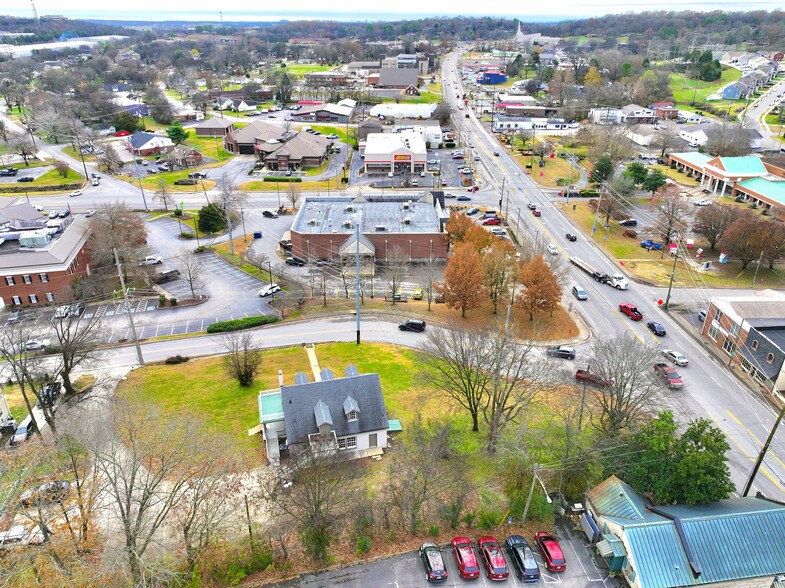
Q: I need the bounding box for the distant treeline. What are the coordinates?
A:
[0,16,131,45]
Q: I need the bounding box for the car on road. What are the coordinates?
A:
[647,321,667,336]
[661,349,688,366]
[619,303,643,320]
[0,167,18,176]
[141,160,149,166]
[565,233,577,241]
[398,319,426,332]
[535,532,566,572]
[85,210,96,217]
[285,256,306,267]
[694,198,712,206]
[24,339,51,351]
[478,536,509,581]
[444,193,456,199]
[546,345,576,360]
[619,218,638,227]
[575,369,613,387]
[91,178,99,186]
[532,209,541,217]
[699,309,707,322]
[571,285,588,300]
[465,207,480,215]
[505,535,540,583]
[482,217,502,225]
[58,209,71,218]
[474,155,481,161]
[19,481,71,508]
[146,168,157,174]
[327,133,339,139]
[412,288,424,300]
[262,209,279,218]
[451,537,480,580]
[654,362,684,389]
[493,151,500,156]
[640,240,663,250]
[467,185,479,193]
[526,203,537,210]
[259,283,281,297]
[546,244,558,255]
[16,176,34,182]
[419,542,448,583]
[139,255,163,265]
[456,195,471,201]
[69,190,82,197]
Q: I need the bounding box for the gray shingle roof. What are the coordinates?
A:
[196,118,234,129]
[378,68,419,87]
[230,120,284,145]
[128,131,164,150]
[282,369,388,444]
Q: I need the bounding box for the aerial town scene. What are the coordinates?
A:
[1,0,785,586]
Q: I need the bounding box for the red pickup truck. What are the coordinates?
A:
[619,303,643,321]
[575,369,613,387]
[654,362,684,389]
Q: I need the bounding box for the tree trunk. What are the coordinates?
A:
[471,411,479,432]
[61,370,76,396]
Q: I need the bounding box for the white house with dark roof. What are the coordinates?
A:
[257,365,389,464]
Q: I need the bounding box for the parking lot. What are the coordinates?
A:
[267,521,620,588]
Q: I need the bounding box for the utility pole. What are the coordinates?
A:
[664,250,679,310]
[223,189,235,255]
[752,250,764,286]
[355,222,361,345]
[521,463,540,524]
[114,248,144,366]
[743,403,785,496]
[499,176,506,210]
[136,172,149,211]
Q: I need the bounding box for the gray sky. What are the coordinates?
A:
[7,1,785,22]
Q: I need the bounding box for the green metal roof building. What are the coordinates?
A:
[586,476,785,588]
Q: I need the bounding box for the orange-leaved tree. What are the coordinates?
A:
[518,256,561,320]
[441,242,484,318]
[483,240,517,314]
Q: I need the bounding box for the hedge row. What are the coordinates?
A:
[0,183,80,194]
[262,176,302,183]
[206,315,279,333]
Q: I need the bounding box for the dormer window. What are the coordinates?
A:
[347,410,358,422]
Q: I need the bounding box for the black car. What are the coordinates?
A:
[285,256,305,267]
[647,321,667,336]
[505,536,541,583]
[546,345,576,360]
[0,167,18,176]
[262,210,279,218]
[16,176,34,182]
[58,209,71,219]
[69,302,86,316]
[399,319,426,332]
[419,541,448,583]
[493,151,500,156]
[36,382,62,410]
[619,219,638,227]
[565,233,577,242]
[155,269,181,284]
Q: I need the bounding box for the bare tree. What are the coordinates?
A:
[602,175,635,227]
[95,143,123,174]
[175,248,206,298]
[422,257,442,311]
[650,185,690,244]
[53,160,70,178]
[154,177,175,211]
[693,203,742,250]
[245,247,270,276]
[285,182,301,210]
[705,122,754,157]
[221,331,262,387]
[651,123,681,157]
[50,306,104,396]
[385,245,408,302]
[584,334,662,436]
[7,132,36,166]
[587,124,633,164]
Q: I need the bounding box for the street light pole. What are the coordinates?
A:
[136,172,149,211]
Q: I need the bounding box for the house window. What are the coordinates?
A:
[729,322,740,337]
[5,276,14,286]
[345,436,357,449]
[714,309,724,324]
[751,340,759,351]
[39,274,49,283]
[23,275,31,284]
[11,296,21,305]
[741,358,752,372]
[28,294,38,304]
[708,322,719,341]
[45,293,54,302]
[723,338,736,356]
[347,410,358,422]
[337,438,346,450]
[767,353,775,364]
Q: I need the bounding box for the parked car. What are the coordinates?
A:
[9,415,35,446]
[19,481,71,508]
[640,240,663,251]
[412,288,424,300]
[565,233,577,242]
[619,218,638,227]
[53,305,71,319]
[654,362,684,389]
[478,536,509,581]
[48,211,59,219]
[571,285,588,301]
[0,525,44,548]
[482,217,502,226]
[259,283,281,297]
[419,541,448,583]
[647,321,667,336]
[451,537,480,580]
[619,303,643,321]
[85,210,96,217]
[575,369,613,388]
[467,185,479,193]
[546,345,576,360]
[262,209,279,218]
[535,532,566,573]
[694,198,712,206]
[398,319,426,332]
[23,339,51,351]
[155,269,181,284]
[139,255,163,266]
[146,168,157,174]
[58,209,70,218]
[698,310,707,322]
[285,256,305,267]
[661,349,688,366]
[465,207,480,215]
[16,176,34,182]
[505,535,540,583]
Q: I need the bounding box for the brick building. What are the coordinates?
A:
[0,205,92,307]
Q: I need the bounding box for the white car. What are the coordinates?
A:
[24,339,51,351]
[32,204,43,212]
[694,198,712,206]
[661,349,689,367]
[85,210,96,217]
[547,244,559,255]
[69,190,82,197]
[139,255,163,266]
[259,283,281,297]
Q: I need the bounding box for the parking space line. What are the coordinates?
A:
[566,540,600,582]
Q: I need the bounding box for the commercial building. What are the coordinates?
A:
[667,153,776,200]
[258,131,332,171]
[302,71,348,86]
[360,132,427,174]
[193,117,235,137]
[289,98,356,123]
[126,132,174,156]
[0,204,92,307]
[224,120,284,155]
[478,69,508,85]
[369,103,437,120]
[289,195,448,262]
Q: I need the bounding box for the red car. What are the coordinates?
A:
[618,303,643,321]
[478,536,509,581]
[654,362,684,389]
[532,210,541,217]
[535,532,566,572]
[482,217,502,226]
[467,185,479,193]
[114,130,131,137]
[451,537,480,580]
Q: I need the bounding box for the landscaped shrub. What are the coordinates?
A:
[355,536,372,555]
[579,189,599,197]
[427,524,440,537]
[439,496,464,529]
[262,176,302,183]
[170,298,177,305]
[164,354,189,364]
[477,506,504,530]
[198,203,227,233]
[206,315,279,333]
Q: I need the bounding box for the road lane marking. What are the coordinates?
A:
[726,410,785,471]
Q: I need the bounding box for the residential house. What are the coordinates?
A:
[375,68,420,90]
[194,117,235,137]
[224,120,285,155]
[627,125,657,147]
[94,124,116,137]
[0,205,92,307]
[621,104,656,125]
[126,132,174,156]
[167,145,203,168]
[676,109,704,124]
[261,131,331,170]
[103,82,131,93]
[649,101,679,120]
[677,123,713,147]
[257,365,389,464]
[171,105,204,122]
[585,475,785,588]
[403,85,420,96]
[721,82,750,100]
[219,99,257,112]
[110,94,148,118]
[589,107,624,125]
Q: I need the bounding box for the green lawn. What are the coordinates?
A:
[35,168,83,186]
[272,64,333,77]
[669,67,742,105]
[120,168,217,193]
[381,91,442,104]
[185,135,233,161]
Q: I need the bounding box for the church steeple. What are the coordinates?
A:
[514,20,526,44]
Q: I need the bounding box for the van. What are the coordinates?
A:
[571,285,588,301]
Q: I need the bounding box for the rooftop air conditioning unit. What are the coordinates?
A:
[344,205,354,212]
[375,225,386,232]
[307,219,318,226]
[402,203,410,210]
[403,218,411,225]
[343,221,352,228]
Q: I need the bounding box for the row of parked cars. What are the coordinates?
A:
[419,532,566,583]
